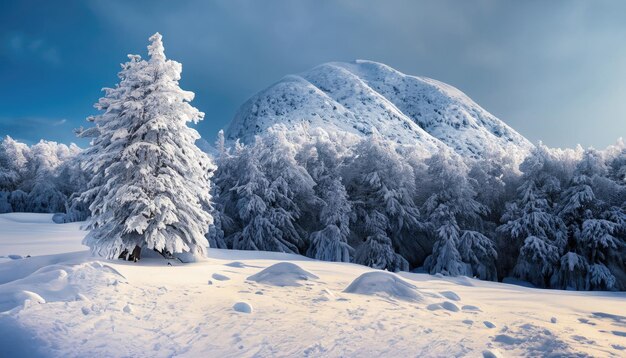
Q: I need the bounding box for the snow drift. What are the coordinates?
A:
[247,262,319,287]
[343,271,423,302]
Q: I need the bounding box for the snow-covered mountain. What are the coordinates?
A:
[226,60,533,160]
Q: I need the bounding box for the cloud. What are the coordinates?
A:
[0,117,69,140]
[2,0,625,148]
[0,116,87,146]
[3,33,61,66]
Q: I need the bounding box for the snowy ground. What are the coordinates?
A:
[0,213,625,357]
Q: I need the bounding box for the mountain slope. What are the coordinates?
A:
[226,60,533,160]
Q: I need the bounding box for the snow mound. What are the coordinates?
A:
[233,301,253,314]
[462,305,481,311]
[426,301,460,312]
[482,349,503,358]
[343,271,423,302]
[312,288,336,302]
[224,261,247,268]
[247,262,318,287]
[439,291,461,301]
[212,273,230,281]
[0,261,125,312]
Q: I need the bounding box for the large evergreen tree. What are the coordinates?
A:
[554,148,624,289]
[215,127,315,254]
[422,150,496,279]
[498,147,565,287]
[300,128,354,262]
[346,132,421,272]
[82,33,214,261]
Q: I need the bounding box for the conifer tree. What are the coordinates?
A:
[82,33,214,261]
[555,148,620,289]
[300,128,354,262]
[498,148,565,287]
[422,150,495,279]
[346,133,420,272]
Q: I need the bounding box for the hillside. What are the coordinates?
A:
[226,60,533,161]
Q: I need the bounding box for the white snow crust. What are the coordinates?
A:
[0,213,624,357]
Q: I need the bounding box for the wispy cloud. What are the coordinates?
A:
[0,116,69,133]
[3,32,61,66]
[52,119,68,126]
[0,116,76,145]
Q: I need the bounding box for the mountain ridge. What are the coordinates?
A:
[226,60,533,161]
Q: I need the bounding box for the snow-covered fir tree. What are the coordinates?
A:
[214,126,315,254]
[346,132,421,272]
[0,136,29,192]
[299,128,354,262]
[25,140,76,213]
[208,131,245,250]
[498,146,566,287]
[468,152,519,229]
[458,230,498,281]
[204,129,229,249]
[554,148,624,290]
[422,150,496,279]
[219,140,275,251]
[0,136,30,212]
[82,33,215,261]
[254,127,316,252]
[424,204,464,276]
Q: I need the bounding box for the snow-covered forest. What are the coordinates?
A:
[3,127,625,290]
[1,34,625,291]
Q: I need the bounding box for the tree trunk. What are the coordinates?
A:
[118,249,129,260]
[129,246,141,262]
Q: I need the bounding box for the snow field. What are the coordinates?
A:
[0,214,625,357]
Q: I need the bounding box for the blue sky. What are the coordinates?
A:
[1,0,625,148]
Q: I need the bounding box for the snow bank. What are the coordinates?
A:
[343,271,423,302]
